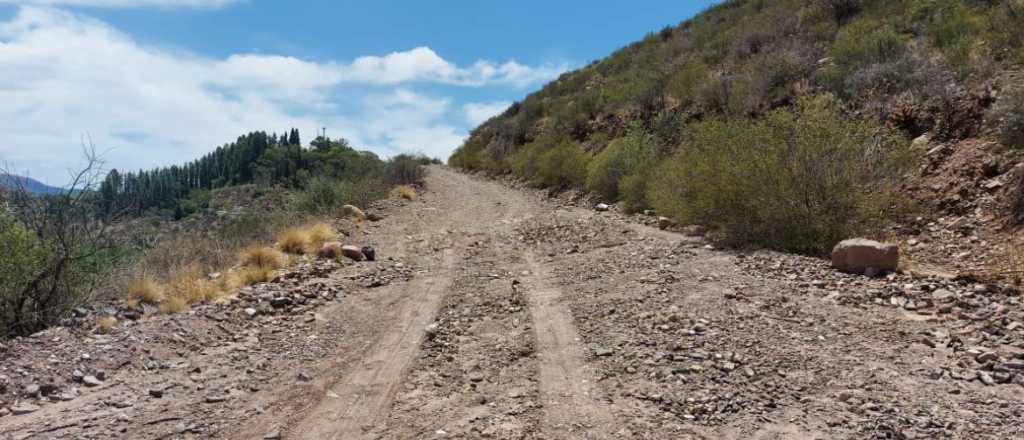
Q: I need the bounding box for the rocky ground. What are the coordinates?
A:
[2,166,1023,439]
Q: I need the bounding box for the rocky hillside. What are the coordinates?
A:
[450,0,1024,260]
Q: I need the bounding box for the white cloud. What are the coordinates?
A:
[0,7,568,183]
[463,101,511,125]
[0,0,239,8]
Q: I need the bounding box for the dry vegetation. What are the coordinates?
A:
[121,221,344,315]
[393,185,417,200]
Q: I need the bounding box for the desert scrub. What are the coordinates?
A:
[585,125,656,211]
[648,94,910,255]
[126,273,165,307]
[532,140,591,189]
[988,83,1024,149]
[95,316,118,334]
[392,185,417,200]
[239,246,286,270]
[304,223,338,251]
[276,227,311,254]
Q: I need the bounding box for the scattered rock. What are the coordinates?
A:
[205,394,228,404]
[318,242,343,259]
[10,404,40,415]
[830,238,899,276]
[341,204,366,220]
[361,246,377,262]
[340,245,365,261]
[595,203,610,212]
[149,388,165,398]
[83,375,102,387]
[657,216,674,231]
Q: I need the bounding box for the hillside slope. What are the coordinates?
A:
[0,175,63,195]
[450,0,1024,257]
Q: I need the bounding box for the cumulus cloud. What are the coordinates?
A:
[463,101,511,125]
[0,6,567,183]
[0,0,239,8]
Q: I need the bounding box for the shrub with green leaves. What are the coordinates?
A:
[0,207,47,334]
[585,125,656,211]
[532,140,591,189]
[292,175,386,213]
[988,84,1024,149]
[647,94,909,255]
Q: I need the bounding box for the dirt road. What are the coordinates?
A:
[2,166,1023,439]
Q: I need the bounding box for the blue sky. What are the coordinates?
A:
[0,0,717,184]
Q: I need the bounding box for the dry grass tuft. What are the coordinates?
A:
[126,274,164,307]
[305,223,338,251]
[393,185,417,200]
[277,227,311,254]
[96,316,118,334]
[167,265,226,305]
[233,266,277,287]
[159,296,189,315]
[240,246,286,270]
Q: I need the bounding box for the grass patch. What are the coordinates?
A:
[95,316,117,334]
[239,246,286,270]
[158,296,188,315]
[304,223,338,251]
[276,228,311,255]
[393,185,417,200]
[166,265,225,305]
[126,274,164,307]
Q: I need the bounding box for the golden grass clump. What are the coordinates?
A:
[159,296,188,315]
[167,265,226,305]
[96,316,118,334]
[126,274,165,308]
[233,266,276,287]
[393,185,417,200]
[276,227,311,254]
[240,245,286,270]
[305,223,338,251]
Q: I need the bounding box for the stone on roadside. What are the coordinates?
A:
[317,242,343,260]
[830,238,899,276]
[10,404,39,416]
[341,204,366,220]
[361,246,377,262]
[595,203,610,212]
[83,375,103,387]
[341,245,365,262]
[658,217,674,231]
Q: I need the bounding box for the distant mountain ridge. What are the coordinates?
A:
[1,174,65,195]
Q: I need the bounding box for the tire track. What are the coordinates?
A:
[523,252,621,439]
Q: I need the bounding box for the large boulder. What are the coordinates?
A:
[657,216,674,231]
[341,205,366,220]
[318,242,343,259]
[831,239,899,276]
[341,245,365,262]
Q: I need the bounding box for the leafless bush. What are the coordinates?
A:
[1,149,121,337]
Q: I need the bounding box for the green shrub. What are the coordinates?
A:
[532,140,591,189]
[585,126,656,206]
[0,208,48,335]
[386,154,427,185]
[666,60,710,104]
[989,84,1024,149]
[292,176,386,213]
[647,94,909,255]
[829,18,905,73]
